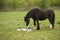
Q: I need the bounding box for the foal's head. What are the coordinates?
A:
[24,16,30,26]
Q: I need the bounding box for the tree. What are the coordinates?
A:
[0,0,5,9]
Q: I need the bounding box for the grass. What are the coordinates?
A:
[0,10,60,40]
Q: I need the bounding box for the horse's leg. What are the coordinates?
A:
[33,19,36,30]
[36,19,40,30]
[26,21,29,29]
[48,14,55,29]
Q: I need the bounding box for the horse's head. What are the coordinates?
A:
[24,16,30,26]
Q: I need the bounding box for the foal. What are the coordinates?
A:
[24,8,55,30]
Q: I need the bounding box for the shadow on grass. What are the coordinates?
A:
[57,21,60,25]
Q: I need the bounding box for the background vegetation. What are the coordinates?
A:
[0,0,60,11]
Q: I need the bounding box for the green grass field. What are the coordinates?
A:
[0,10,60,40]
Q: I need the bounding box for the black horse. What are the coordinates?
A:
[24,8,55,30]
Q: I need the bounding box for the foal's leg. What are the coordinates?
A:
[36,19,40,30]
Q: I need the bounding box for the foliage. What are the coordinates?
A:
[0,0,60,10]
[0,0,5,8]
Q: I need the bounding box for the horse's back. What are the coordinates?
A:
[29,8,48,20]
[26,8,55,20]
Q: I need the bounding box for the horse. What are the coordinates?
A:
[24,8,55,30]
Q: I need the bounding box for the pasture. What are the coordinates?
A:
[0,10,60,40]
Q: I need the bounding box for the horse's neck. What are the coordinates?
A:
[25,15,30,19]
[27,14,31,18]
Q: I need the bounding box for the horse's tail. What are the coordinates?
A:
[53,11,55,24]
[52,11,55,29]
